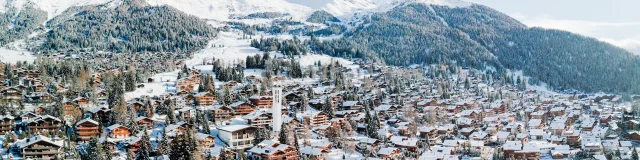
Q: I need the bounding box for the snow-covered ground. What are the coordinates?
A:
[0,48,35,63]
[146,0,313,22]
[124,70,179,100]
[124,27,361,100]
[0,0,113,19]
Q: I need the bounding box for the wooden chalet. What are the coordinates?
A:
[378,147,401,159]
[211,105,234,121]
[19,136,63,159]
[124,137,142,153]
[89,106,111,124]
[62,101,82,117]
[1,87,22,101]
[75,119,100,141]
[301,111,329,126]
[72,97,89,106]
[196,133,215,148]
[24,115,62,133]
[108,124,130,139]
[243,111,273,127]
[195,92,216,106]
[248,140,297,160]
[135,117,154,129]
[230,102,255,116]
[0,115,15,134]
[249,96,273,109]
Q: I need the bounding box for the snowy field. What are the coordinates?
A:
[125,29,359,99]
[0,48,35,63]
[124,70,180,100]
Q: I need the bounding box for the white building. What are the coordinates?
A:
[217,125,256,150]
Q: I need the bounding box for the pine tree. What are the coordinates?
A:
[144,100,153,118]
[136,130,151,160]
[207,74,216,95]
[125,71,136,91]
[127,148,135,160]
[222,87,232,105]
[293,130,301,156]
[364,108,379,138]
[166,100,177,124]
[633,147,639,160]
[169,131,196,160]
[322,98,335,119]
[254,127,271,144]
[201,113,211,134]
[278,123,288,144]
[83,136,102,160]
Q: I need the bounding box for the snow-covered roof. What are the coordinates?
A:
[76,118,99,125]
[300,146,324,155]
[217,125,252,132]
[248,140,293,155]
[18,135,63,149]
[107,124,127,130]
[504,141,522,151]
[378,147,398,155]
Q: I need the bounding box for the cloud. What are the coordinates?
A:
[509,13,640,55]
[599,38,640,55]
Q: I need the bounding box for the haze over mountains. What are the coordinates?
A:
[1,0,638,94]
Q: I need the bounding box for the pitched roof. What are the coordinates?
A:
[76,118,99,126]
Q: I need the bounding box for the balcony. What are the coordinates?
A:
[77,131,99,136]
[233,134,255,139]
[28,125,61,129]
[23,151,62,156]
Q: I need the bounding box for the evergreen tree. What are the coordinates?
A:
[201,113,211,134]
[166,100,177,124]
[293,130,301,156]
[136,130,151,160]
[127,148,135,160]
[169,133,195,160]
[278,123,288,144]
[633,147,639,160]
[125,71,136,91]
[222,87,232,105]
[322,98,335,119]
[144,100,153,118]
[83,136,102,160]
[254,127,271,144]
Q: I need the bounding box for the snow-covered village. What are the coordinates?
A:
[0,0,639,160]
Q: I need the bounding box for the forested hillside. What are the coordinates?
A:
[308,3,640,94]
[0,3,47,45]
[432,5,640,93]
[36,1,217,53]
[308,3,498,68]
[307,10,340,24]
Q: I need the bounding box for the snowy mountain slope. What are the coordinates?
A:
[0,0,113,19]
[286,0,470,18]
[145,0,314,21]
[1,0,473,23]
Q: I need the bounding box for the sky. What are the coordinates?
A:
[466,0,640,55]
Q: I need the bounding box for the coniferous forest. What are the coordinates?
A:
[36,2,217,53]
